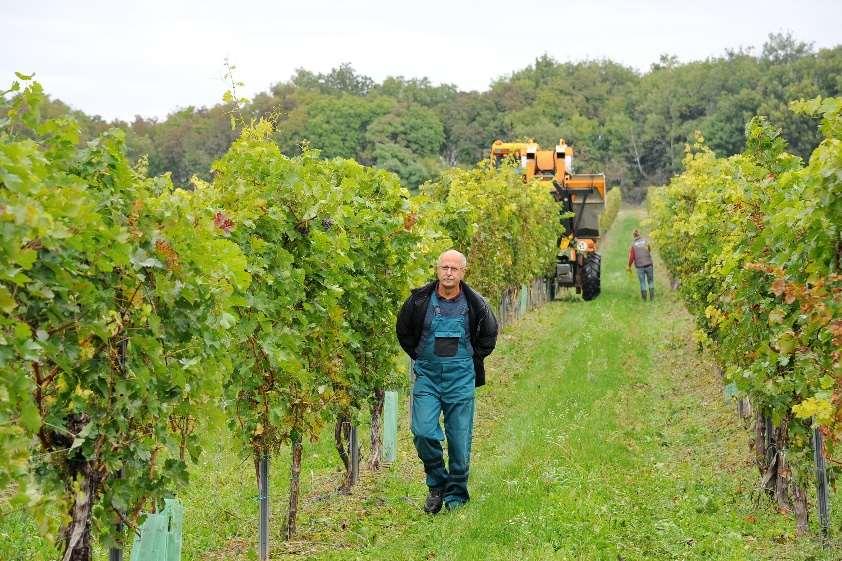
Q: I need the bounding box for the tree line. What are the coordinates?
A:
[38,33,842,201]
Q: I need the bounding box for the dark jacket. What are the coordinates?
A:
[396,281,498,387]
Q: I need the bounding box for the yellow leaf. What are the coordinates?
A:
[775,331,796,355]
[792,397,834,425]
[79,339,95,361]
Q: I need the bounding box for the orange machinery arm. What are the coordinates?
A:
[491,139,605,200]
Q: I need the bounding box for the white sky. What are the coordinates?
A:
[2,0,841,122]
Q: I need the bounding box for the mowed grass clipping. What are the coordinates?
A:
[2,209,839,561]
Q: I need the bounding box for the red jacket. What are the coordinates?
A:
[628,239,653,268]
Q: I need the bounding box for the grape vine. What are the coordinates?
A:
[650,96,841,533]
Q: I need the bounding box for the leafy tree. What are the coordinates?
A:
[24,39,842,196]
[290,63,375,96]
[370,142,441,188]
[365,103,445,187]
[366,103,444,156]
[374,76,458,108]
[141,105,237,186]
[277,94,393,161]
[761,32,814,63]
[439,91,510,166]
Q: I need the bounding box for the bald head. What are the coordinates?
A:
[436,249,467,293]
[437,249,467,268]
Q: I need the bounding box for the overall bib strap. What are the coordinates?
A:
[430,291,461,357]
[429,291,471,359]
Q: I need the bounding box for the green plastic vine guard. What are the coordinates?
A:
[519,284,529,318]
[129,498,184,561]
[383,390,399,463]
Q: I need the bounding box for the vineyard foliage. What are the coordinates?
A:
[194,119,433,460]
[422,163,562,305]
[650,97,842,475]
[1,76,564,555]
[0,76,250,556]
[600,186,621,235]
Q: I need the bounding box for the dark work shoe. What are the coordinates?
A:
[423,488,444,514]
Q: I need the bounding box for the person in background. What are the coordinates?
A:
[395,249,498,514]
[627,229,655,301]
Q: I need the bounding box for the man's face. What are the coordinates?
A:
[437,254,466,290]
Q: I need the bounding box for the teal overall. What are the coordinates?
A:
[411,290,476,507]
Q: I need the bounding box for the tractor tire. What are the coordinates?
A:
[581,253,601,301]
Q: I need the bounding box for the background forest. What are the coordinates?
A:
[41,33,842,201]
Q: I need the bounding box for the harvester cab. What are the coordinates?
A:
[490,139,606,300]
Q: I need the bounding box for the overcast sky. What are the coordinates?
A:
[2,0,841,122]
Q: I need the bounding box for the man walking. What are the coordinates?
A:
[627,229,655,301]
[395,249,498,513]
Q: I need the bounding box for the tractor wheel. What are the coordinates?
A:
[581,253,601,301]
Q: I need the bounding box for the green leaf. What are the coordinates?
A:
[0,286,16,313]
[19,400,41,432]
[819,375,835,390]
[776,331,796,355]
[131,249,163,269]
[218,312,236,329]
[16,248,38,269]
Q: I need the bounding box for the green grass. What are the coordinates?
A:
[3,208,839,560]
[0,509,51,561]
